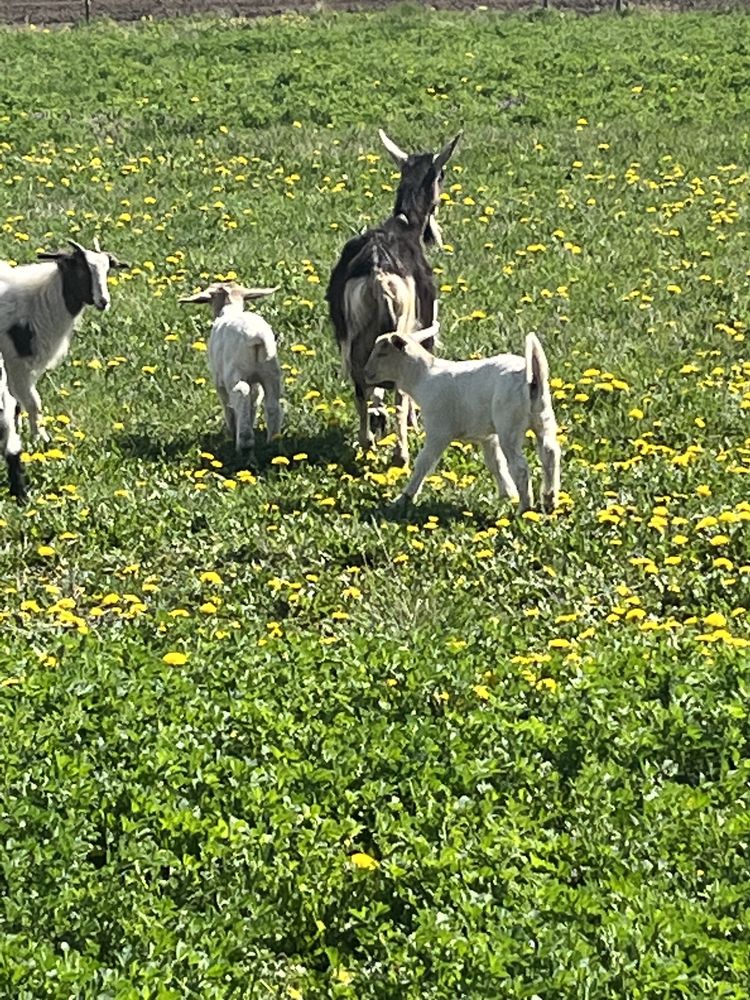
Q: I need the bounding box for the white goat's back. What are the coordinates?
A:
[208,312,278,388]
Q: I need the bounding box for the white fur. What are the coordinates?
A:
[0,251,112,442]
[364,330,561,512]
[184,284,283,453]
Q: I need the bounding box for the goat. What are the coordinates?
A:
[180,281,282,454]
[326,130,461,467]
[0,238,129,442]
[364,329,561,513]
[0,356,26,502]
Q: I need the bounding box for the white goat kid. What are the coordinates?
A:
[364,329,561,513]
[180,282,282,453]
[0,238,128,442]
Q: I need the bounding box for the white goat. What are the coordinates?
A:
[180,281,283,453]
[0,356,26,501]
[0,239,128,442]
[364,328,561,512]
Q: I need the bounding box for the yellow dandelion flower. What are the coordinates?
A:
[703,612,727,628]
[163,651,188,666]
[350,852,379,871]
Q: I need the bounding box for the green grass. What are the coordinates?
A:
[1,6,750,997]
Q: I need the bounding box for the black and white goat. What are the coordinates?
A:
[0,239,128,442]
[0,356,26,502]
[326,130,461,466]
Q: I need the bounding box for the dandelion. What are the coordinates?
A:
[350,852,379,871]
[549,637,571,649]
[163,651,188,666]
[703,612,727,628]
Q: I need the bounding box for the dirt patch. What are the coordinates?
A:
[1,0,743,26]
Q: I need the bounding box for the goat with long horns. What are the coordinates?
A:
[326,129,461,467]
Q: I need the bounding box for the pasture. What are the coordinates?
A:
[1,6,750,997]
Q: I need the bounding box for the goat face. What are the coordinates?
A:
[365,324,440,385]
[37,239,129,313]
[364,332,410,385]
[380,130,462,246]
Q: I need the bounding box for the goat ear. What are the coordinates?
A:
[391,334,408,352]
[433,131,463,173]
[378,128,408,166]
[241,286,279,301]
[37,250,64,261]
[179,291,212,304]
[108,254,130,270]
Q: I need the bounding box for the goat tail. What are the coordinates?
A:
[231,380,251,397]
[525,333,551,405]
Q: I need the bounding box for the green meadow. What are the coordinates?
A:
[1,6,749,997]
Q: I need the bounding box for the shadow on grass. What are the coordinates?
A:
[115,425,359,475]
[364,494,503,530]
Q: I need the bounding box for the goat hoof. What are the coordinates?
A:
[542,493,557,514]
[390,449,408,469]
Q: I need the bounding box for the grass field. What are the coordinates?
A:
[1,6,750,997]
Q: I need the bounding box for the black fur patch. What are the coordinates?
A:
[6,322,35,357]
[58,253,94,316]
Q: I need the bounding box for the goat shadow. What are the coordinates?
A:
[367,494,507,531]
[115,425,360,477]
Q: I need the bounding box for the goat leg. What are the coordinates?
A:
[391,390,410,468]
[397,434,450,503]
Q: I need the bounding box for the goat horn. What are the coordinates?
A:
[433,131,463,172]
[378,129,408,165]
[67,239,86,254]
[93,236,101,252]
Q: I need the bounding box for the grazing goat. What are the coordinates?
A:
[326,130,461,466]
[180,281,282,454]
[0,356,26,502]
[0,238,129,442]
[364,329,561,513]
